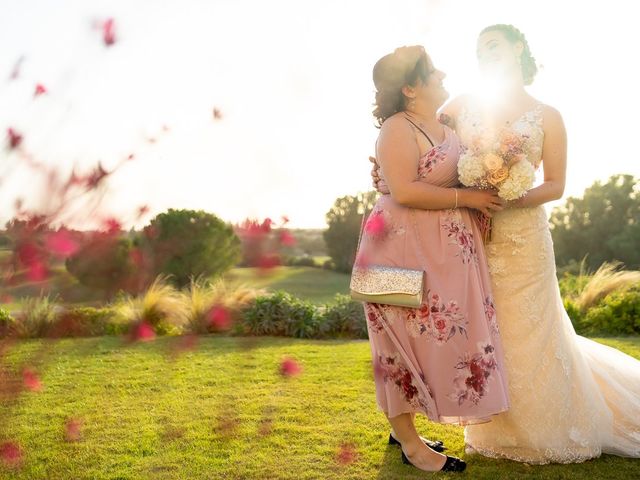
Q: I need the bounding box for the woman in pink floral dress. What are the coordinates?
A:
[358,45,510,473]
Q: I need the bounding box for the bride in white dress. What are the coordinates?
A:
[442,24,640,464]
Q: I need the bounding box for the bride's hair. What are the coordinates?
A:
[480,24,538,86]
[372,45,430,127]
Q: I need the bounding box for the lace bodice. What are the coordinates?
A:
[456,102,545,170]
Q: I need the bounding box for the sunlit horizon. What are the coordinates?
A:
[1,0,638,230]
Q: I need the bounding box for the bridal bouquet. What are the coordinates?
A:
[458,129,535,201]
[457,129,535,242]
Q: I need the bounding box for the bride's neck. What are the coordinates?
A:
[497,77,528,103]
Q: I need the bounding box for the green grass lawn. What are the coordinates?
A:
[1,336,639,479]
[225,266,350,304]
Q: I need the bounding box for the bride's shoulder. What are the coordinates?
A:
[440,93,475,116]
[439,94,477,128]
[536,100,566,130]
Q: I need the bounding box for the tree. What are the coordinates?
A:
[324,191,378,273]
[66,233,137,298]
[142,209,241,287]
[549,174,640,270]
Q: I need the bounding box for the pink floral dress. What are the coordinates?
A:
[358,124,510,424]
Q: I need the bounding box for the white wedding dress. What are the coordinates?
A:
[455,102,640,464]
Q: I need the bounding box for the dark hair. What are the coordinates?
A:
[480,24,538,85]
[372,46,431,127]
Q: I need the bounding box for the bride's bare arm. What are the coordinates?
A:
[438,94,471,129]
[377,115,502,215]
[511,105,567,208]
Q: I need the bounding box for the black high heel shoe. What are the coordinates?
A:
[388,433,446,453]
[401,450,467,473]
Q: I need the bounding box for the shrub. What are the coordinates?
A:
[563,298,586,333]
[111,276,186,335]
[0,307,17,337]
[142,209,241,287]
[240,291,321,338]
[16,294,60,337]
[574,262,640,313]
[286,256,316,268]
[322,259,336,271]
[580,289,640,335]
[320,294,367,338]
[183,278,261,334]
[49,307,116,337]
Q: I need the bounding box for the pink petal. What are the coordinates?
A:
[336,442,358,465]
[34,83,47,97]
[131,321,155,342]
[45,230,79,257]
[0,441,22,468]
[7,128,23,150]
[279,357,302,377]
[22,368,42,392]
[364,213,385,236]
[279,231,296,247]
[208,305,231,331]
[257,254,280,271]
[102,18,116,46]
[64,417,83,442]
[26,261,48,282]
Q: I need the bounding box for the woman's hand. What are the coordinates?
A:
[369,156,382,190]
[458,188,505,217]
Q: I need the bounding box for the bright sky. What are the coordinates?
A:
[1,0,638,229]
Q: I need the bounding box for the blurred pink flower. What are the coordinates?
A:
[131,321,155,342]
[279,230,296,247]
[64,417,83,442]
[364,212,385,236]
[136,205,149,218]
[45,230,79,258]
[336,442,358,465]
[0,441,22,468]
[213,108,223,120]
[7,128,22,150]
[34,84,47,97]
[102,217,121,234]
[103,18,116,46]
[22,368,42,392]
[257,254,280,271]
[85,163,109,190]
[208,305,231,331]
[279,357,302,377]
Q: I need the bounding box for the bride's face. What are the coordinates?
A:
[476,30,523,80]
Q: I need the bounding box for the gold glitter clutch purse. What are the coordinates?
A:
[349,207,425,308]
[350,265,424,308]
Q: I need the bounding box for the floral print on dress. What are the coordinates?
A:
[366,303,390,334]
[484,296,500,336]
[406,291,468,343]
[418,147,447,177]
[448,342,499,406]
[377,353,433,413]
[441,210,477,264]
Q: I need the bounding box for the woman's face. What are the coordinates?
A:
[476,30,522,79]
[413,57,449,108]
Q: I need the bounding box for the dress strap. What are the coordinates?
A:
[404,116,435,148]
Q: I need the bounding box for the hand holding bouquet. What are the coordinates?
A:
[457,129,535,242]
